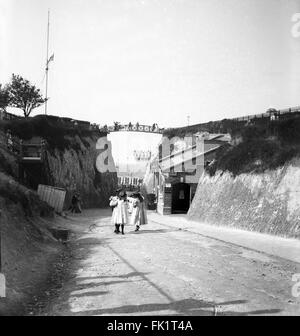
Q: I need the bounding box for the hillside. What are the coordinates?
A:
[207,118,300,176]
[0,114,118,315]
[187,116,300,238]
[0,127,70,315]
[0,115,118,208]
[0,170,66,315]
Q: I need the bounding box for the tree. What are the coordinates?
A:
[7,74,46,117]
[0,84,9,110]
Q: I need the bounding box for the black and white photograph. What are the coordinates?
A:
[0,0,300,319]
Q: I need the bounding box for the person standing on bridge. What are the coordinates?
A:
[109,190,128,235]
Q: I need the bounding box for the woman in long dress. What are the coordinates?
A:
[130,192,148,232]
[109,191,128,234]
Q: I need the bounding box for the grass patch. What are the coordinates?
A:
[208,122,300,176]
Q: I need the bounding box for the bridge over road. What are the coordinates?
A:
[100,123,163,134]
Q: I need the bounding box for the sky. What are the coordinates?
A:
[1,0,300,128]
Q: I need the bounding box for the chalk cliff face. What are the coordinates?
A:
[44,134,117,208]
[0,117,117,209]
[188,159,300,238]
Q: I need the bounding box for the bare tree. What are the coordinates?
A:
[7,74,46,117]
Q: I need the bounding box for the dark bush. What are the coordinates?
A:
[1,115,106,151]
[210,137,300,176]
[0,152,14,176]
[277,118,300,144]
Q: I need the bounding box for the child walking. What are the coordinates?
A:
[130,192,148,232]
[109,190,128,234]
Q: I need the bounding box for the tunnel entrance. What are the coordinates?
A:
[19,162,48,190]
[171,183,191,214]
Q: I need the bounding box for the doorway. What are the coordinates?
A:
[171,183,191,214]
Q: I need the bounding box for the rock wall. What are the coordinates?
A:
[0,123,117,209]
[188,159,300,238]
[44,134,117,209]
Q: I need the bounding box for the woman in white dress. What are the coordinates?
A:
[109,191,128,234]
[130,192,148,232]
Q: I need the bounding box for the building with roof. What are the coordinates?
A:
[144,133,230,215]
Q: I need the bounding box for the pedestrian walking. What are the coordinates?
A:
[69,192,82,213]
[109,190,128,235]
[130,192,148,232]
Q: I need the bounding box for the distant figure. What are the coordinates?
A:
[70,193,82,213]
[114,121,120,131]
[128,122,132,130]
[109,190,128,235]
[69,194,77,212]
[130,192,148,232]
[6,130,13,151]
[152,123,158,132]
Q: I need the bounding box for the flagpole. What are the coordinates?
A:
[45,10,50,115]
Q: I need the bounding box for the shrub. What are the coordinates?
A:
[1,115,106,151]
[277,118,300,144]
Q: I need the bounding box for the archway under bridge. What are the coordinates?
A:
[107,130,163,185]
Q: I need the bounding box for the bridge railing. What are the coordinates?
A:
[232,106,300,122]
[101,123,164,134]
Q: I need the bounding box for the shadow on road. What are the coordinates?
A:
[127,229,179,235]
[75,271,151,282]
[69,298,282,316]
[70,291,109,298]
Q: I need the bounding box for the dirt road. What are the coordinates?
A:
[41,209,300,316]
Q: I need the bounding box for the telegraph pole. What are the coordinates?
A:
[45,10,50,115]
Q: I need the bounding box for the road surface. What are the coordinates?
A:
[42,209,300,316]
